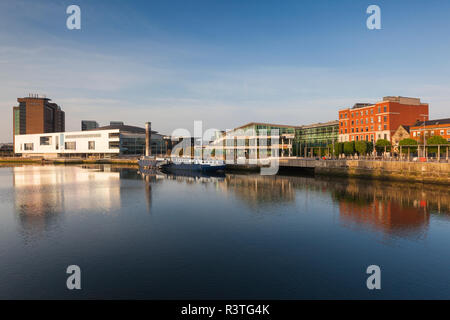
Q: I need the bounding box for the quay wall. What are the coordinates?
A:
[0,157,138,165]
[279,159,450,184]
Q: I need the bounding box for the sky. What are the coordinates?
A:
[1,0,450,142]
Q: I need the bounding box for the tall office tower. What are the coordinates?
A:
[13,94,65,148]
[81,120,99,131]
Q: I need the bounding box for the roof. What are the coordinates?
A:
[395,125,410,133]
[234,122,300,130]
[413,118,450,127]
[89,124,156,134]
[298,120,339,129]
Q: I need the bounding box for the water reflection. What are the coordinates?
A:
[10,165,450,241]
[12,166,130,237]
[215,174,448,238]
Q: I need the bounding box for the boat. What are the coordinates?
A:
[138,156,168,172]
[161,157,226,173]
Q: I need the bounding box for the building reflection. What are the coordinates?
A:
[208,173,449,238]
[218,174,295,208]
[12,165,123,236]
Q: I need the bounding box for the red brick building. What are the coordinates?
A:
[410,118,450,143]
[13,95,65,149]
[338,96,429,143]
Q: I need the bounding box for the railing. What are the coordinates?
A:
[294,144,450,163]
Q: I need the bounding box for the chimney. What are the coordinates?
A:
[145,122,152,157]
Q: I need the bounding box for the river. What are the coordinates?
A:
[0,164,449,299]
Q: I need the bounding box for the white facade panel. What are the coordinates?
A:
[14,130,121,156]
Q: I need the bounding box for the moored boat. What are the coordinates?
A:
[161,157,225,173]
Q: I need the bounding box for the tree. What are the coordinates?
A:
[375,139,391,153]
[334,142,344,156]
[355,141,369,155]
[344,141,355,155]
[426,135,449,154]
[398,138,418,154]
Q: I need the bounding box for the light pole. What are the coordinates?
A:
[419,114,428,158]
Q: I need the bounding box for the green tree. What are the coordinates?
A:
[355,141,369,155]
[375,139,391,153]
[426,135,449,154]
[343,141,355,155]
[335,142,344,156]
[398,138,418,154]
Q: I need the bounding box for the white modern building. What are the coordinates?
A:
[14,129,121,158]
[14,123,171,158]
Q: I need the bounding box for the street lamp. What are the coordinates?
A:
[419,114,428,158]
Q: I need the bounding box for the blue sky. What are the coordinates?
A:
[1,0,450,141]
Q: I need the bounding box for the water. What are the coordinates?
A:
[0,164,449,299]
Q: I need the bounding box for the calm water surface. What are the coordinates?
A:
[0,164,449,299]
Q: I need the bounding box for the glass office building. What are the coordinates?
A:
[293,121,339,156]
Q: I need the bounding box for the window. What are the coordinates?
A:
[366,127,368,132]
[356,128,359,132]
[447,130,450,135]
[109,141,120,149]
[371,126,374,131]
[431,131,435,136]
[366,118,369,124]
[351,120,354,125]
[24,143,33,151]
[88,141,95,150]
[109,132,120,139]
[370,109,373,115]
[40,136,52,146]
[345,129,347,133]
[378,107,381,113]
[384,106,387,112]
[384,134,387,139]
[384,124,387,130]
[356,119,359,125]
[361,111,363,116]
[378,116,381,123]
[371,118,374,123]
[65,142,76,150]
[378,125,381,131]
[440,130,444,135]
[383,116,387,122]
[65,133,101,139]
[413,132,416,137]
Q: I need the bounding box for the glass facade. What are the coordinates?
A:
[207,123,296,160]
[14,108,20,136]
[293,121,339,156]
